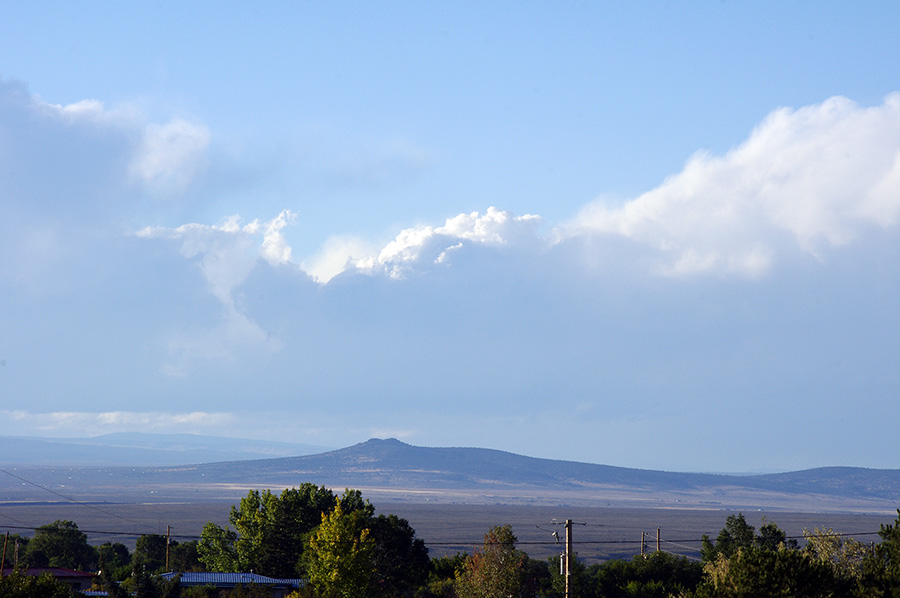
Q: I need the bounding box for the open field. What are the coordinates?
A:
[387,502,896,562]
[3,446,898,564]
[0,498,894,564]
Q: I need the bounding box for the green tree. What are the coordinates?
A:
[454,524,534,598]
[134,533,168,572]
[856,508,900,597]
[98,541,132,581]
[0,571,79,598]
[803,527,867,582]
[303,502,376,598]
[585,551,702,598]
[198,484,379,578]
[23,520,98,571]
[549,553,587,598]
[758,519,798,552]
[430,553,468,579]
[701,513,795,563]
[198,521,239,572]
[695,545,849,598]
[131,534,200,573]
[120,563,181,598]
[200,483,355,577]
[98,566,130,598]
[368,513,429,596]
[169,539,203,572]
[701,514,757,562]
[1,533,29,568]
[415,553,467,598]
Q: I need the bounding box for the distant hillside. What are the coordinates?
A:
[182,437,731,489]
[3,438,899,513]
[0,433,329,466]
[180,439,900,499]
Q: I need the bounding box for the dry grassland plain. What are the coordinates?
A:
[1,487,895,563]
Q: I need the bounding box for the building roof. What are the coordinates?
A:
[160,572,303,588]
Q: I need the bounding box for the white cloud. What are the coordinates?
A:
[301,235,380,284]
[571,93,900,276]
[130,118,211,191]
[137,213,293,373]
[0,410,236,435]
[35,94,138,126]
[138,212,296,305]
[370,207,542,278]
[26,85,211,196]
[303,207,544,282]
[260,209,297,265]
[50,98,107,119]
[139,218,258,305]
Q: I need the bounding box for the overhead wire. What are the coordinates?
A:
[0,514,887,551]
[0,466,890,554]
[0,467,168,535]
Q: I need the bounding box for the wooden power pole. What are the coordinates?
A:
[553,518,585,598]
[565,519,573,598]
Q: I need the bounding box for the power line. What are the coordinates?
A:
[0,473,889,553]
[0,521,886,552]
[0,468,166,535]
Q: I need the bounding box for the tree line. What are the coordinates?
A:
[5,483,900,597]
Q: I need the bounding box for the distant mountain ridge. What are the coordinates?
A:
[0,433,329,466]
[194,437,728,488]
[3,438,899,513]
[139,438,900,507]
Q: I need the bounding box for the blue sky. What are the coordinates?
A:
[1,2,899,472]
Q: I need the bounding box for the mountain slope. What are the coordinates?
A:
[3,438,899,512]
[148,438,900,501]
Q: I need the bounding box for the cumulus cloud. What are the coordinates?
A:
[35,91,212,196]
[571,94,900,276]
[0,78,210,206]
[45,98,108,120]
[301,235,380,284]
[138,211,295,304]
[129,118,211,191]
[303,207,544,282]
[137,212,294,373]
[260,209,297,265]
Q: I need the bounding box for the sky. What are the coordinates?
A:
[1,2,900,473]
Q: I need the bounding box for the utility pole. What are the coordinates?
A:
[640,531,645,557]
[166,525,171,572]
[565,519,573,598]
[1,531,8,577]
[552,519,585,598]
[657,528,661,553]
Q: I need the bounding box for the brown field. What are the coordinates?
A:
[0,496,894,564]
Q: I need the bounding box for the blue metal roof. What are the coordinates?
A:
[160,572,303,588]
